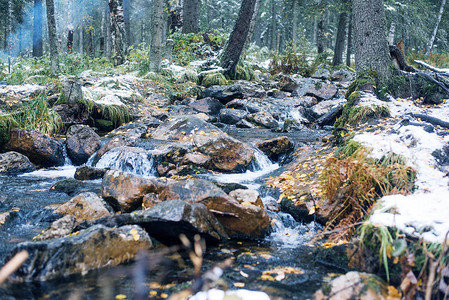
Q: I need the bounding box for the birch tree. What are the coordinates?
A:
[46,0,60,74]
[426,0,446,55]
[109,0,127,65]
[149,0,164,72]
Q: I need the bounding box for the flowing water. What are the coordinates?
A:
[0,128,335,299]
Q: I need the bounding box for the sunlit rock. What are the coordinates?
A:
[0,151,35,175]
[65,125,101,165]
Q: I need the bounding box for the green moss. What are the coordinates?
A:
[201,72,228,87]
[337,140,363,157]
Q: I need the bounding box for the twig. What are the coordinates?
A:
[0,250,29,285]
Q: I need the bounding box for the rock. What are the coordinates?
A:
[0,210,19,227]
[62,79,83,103]
[5,129,64,167]
[291,96,318,108]
[331,69,356,83]
[66,125,101,165]
[74,166,107,180]
[181,152,210,167]
[190,289,271,300]
[236,119,256,128]
[262,196,280,212]
[201,85,244,104]
[34,215,77,241]
[79,200,228,244]
[255,136,294,162]
[101,169,165,212]
[268,89,290,98]
[314,271,388,300]
[54,192,113,222]
[53,103,89,125]
[151,115,220,141]
[246,112,279,129]
[306,99,346,121]
[0,151,35,175]
[226,99,260,113]
[229,189,264,209]
[189,97,224,115]
[96,135,133,159]
[193,130,254,172]
[142,193,159,210]
[312,68,330,80]
[277,74,300,92]
[50,178,101,196]
[219,108,248,125]
[108,121,153,139]
[9,224,151,281]
[292,79,338,100]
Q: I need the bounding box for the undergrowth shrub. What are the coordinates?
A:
[319,146,416,243]
[408,51,449,68]
[201,72,228,87]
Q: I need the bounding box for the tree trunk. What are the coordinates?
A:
[182,0,199,34]
[292,0,297,48]
[33,0,43,57]
[149,0,164,72]
[346,3,352,67]
[316,7,325,54]
[353,0,391,81]
[105,0,111,59]
[220,0,258,77]
[332,10,347,66]
[46,0,60,74]
[245,0,261,46]
[123,0,131,46]
[426,0,446,56]
[67,0,73,53]
[79,25,84,56]
[109,0,127,65]
[270,0,276,51]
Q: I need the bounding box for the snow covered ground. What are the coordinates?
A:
[353,94,449,243]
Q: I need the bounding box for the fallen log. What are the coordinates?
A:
[414,60,449,77]
[408,113,449,129]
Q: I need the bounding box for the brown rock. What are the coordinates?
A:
[54,192,113,222]
[255,136,294,162]
[0,151,35,175]
[5,129,64,167]
[181,152,210,166]
[74,166,107,180]
[65,125,101,165]
[34,215,77,241]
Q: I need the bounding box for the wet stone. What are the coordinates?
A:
[0,151,35,175]
[219,108,248,125]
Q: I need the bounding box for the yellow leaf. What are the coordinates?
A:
[149,291,157,296]
[161,293,168,298]
[261,274,275,281]
[234,282,245,287]
[115,295,127,299]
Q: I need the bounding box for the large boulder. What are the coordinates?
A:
[255,136,294,162]
[54,192,113,222]
[277,74,300,92]
[314,272,389,300]
[8,224,152,281]
[74,165,107,180]
[0,151,35,175]
[65,125,101,165]
[306,99,346,121]
[292,79,338,101]
[189,97,224,115]
[53,103,89,125]
[62,79,83,103]
[246,112,279,129]
[5,129,64,167]
[79,200,228,244]
[219,108,248,125]
[101,169,167,212]
[201,85,244,104]
[193,131,254,172]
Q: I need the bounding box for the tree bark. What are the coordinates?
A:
[220,0,258,77]
[182,0,199,34]
[46,0,60,74]
[67,0,73,53]
[105,0,111,59]
[109,0,127,65]
[270,0,276,51]
[353,0,391,81]
[33,0,43,57]
[388,21,396,45]
[332,9,347,66]
[346,5,352,67]
[292,0,297,48]
[149,0,164,72]
[245,0,261,46]
[79,25,84,56]
[426,0,446,56]
[316,6,325,54]
[123,0,131,46]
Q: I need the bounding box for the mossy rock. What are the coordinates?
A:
[95,119,114,132]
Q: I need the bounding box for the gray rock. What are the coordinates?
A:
[312,68,330,80]
[306,99,346,121]
[246,112,279,129]
[331,69,356,83]
[219,108,248,124]
[276,74,300,92]
[200,85,244,104]
[74,166,107,180]
[255,136,295,162]
[292,79,338,100]
[8,224,152,281]
[62,79,83,103]
[66,125,101,165]
[0,151,35,175]
[189,97,224,115]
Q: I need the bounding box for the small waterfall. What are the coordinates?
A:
[210,148,279,184]
[267,211,322,248]
[94,147,157,177]
[62,144,73,166]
